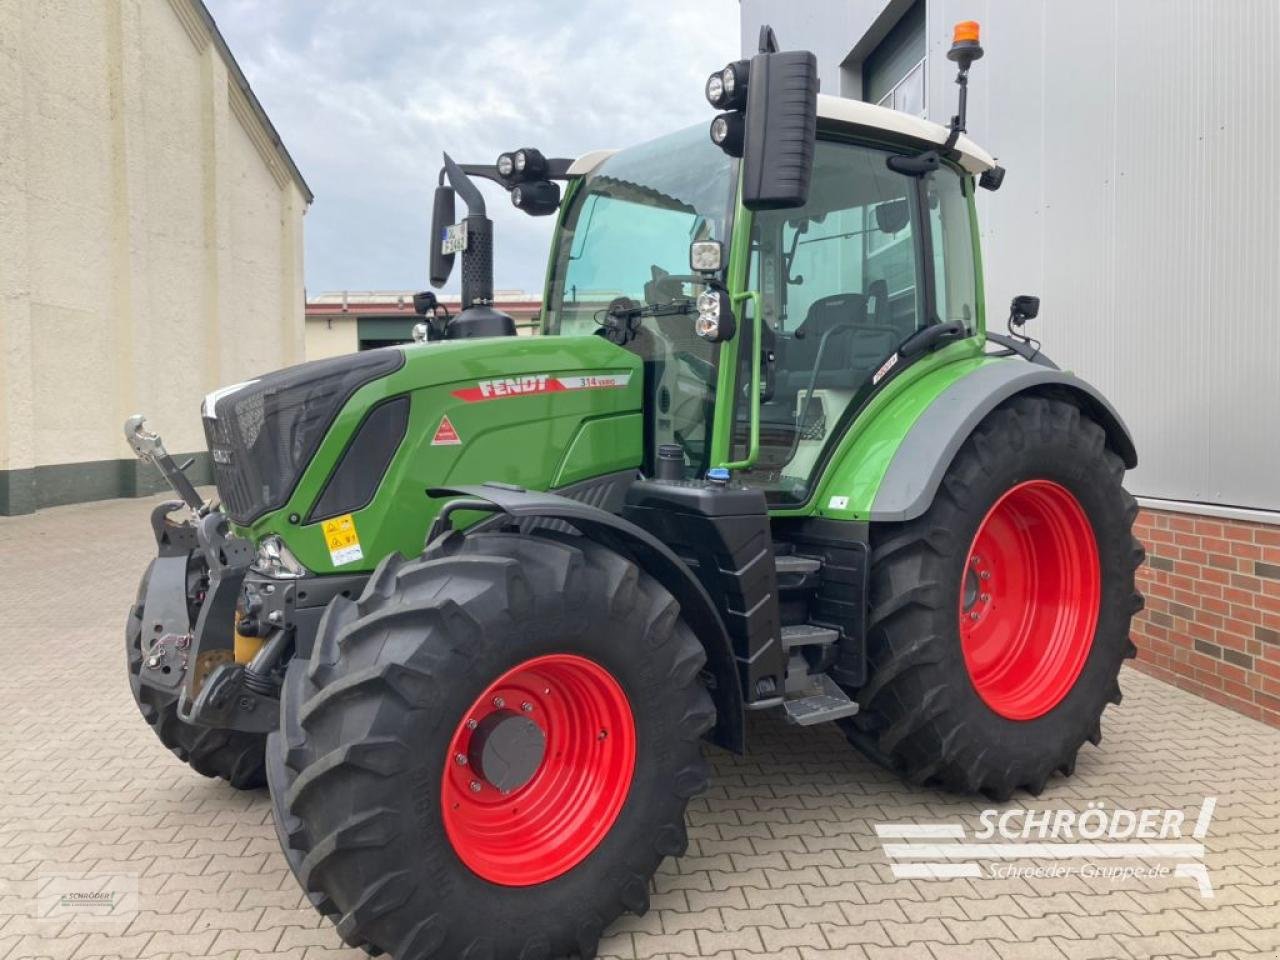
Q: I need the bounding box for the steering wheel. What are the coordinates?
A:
[674,351,716,388]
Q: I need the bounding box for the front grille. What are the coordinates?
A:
[203,349,405,525]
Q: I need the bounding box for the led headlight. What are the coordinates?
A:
[512,147,547,180]
[705,71,726,107]
[496,152,515,177]
[510,178,561,216]
[411,321,430,343]
[689,239,723,273]
[709,112,745,158]
[252,534,308,579]
[720,60,749,110]
[695,289,736,343]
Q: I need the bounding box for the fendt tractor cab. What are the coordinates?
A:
[125,23,1142,960]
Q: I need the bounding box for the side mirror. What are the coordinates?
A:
[875,198,910,234]
[429,185,456,288]
[741,49,819,210]
[1010,295,1040,325]
[706,29,819,211]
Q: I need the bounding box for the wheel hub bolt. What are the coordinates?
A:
[521,702,533,713]
[980,593,990,603]
[598,729,608,741]
[469,780,482,793]
[492,696,505,708]
[467,719,478,730]
[970,611,980,621]
[980,571,991,580]
[454,753,467,765]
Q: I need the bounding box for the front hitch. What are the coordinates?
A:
[123,414,207,514]
[132,501,282,735]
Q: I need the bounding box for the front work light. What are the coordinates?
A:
[510,178,561,216]
[689,239,723,273]
[709,112,745,158]
[695,289,736,342]
[513,147,547,180]
[496,153,515,177]
[705,71,726,107]
[719,60,749,110]
[707,60,749,110]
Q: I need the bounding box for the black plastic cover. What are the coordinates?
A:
[307,396,410,521]
[742,49,819,210]
[624,478,786,701]
[204,349,405,525]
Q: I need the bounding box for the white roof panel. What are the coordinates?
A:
[567,96,996,179]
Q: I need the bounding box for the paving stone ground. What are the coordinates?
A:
[2,493,1278,960]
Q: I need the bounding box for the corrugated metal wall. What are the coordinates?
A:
[744,0,1280,513]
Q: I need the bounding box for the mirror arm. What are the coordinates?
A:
[437,159,575,189]
[442,153,486,216]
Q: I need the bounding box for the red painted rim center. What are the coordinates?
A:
[959,480,1101,720]
[441,653,636,886]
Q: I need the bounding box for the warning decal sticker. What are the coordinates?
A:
[321,513,364,567]
[431,414,462,446]
[451,371,632,403]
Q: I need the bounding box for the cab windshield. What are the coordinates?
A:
[544,125,735,475]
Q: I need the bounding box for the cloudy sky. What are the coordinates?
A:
[205,0,742,297]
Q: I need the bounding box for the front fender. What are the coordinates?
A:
[427,483,747,753]
[868,359,1137,522]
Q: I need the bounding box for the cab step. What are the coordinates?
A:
[781,623,839,649]
[775,554,822,577]
[783,673,859,726]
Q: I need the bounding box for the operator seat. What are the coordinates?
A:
[780,292,899,394]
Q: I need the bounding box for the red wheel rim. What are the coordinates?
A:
[441,653,636,886]
[959,480,1100,720]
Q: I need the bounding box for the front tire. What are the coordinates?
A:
[273,531,714,959]
[843,396,1144,800]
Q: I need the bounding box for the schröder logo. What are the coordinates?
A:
[876,798,1216,897]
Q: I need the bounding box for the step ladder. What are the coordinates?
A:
[778,622,858,725]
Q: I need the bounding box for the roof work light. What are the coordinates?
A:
[706,58,749,156]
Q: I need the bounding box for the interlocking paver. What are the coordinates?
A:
[2,492,1279,960]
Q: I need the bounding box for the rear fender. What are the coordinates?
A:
[427,483,746,753]
[869,361,1137,523]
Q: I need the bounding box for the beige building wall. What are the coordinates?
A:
[305,315,361,360]
[0,0,310,514]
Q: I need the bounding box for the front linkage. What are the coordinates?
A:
[125,417,346,786]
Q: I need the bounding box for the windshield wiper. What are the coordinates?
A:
[595,298,695,345]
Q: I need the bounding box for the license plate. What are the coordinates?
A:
[441,222,467,255]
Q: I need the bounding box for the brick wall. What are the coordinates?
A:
[1130,508,1280,727]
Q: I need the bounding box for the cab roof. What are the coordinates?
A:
[568,94,996,178]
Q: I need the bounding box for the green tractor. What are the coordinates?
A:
[125,23,1142,960]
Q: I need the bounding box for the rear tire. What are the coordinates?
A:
[125,561,267,790]
[843,396,1143,800]
[273,531,714,959]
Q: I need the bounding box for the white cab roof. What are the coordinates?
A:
[815,94,995,174]
[568,95,995,178]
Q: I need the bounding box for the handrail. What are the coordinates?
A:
[720,290,763,470]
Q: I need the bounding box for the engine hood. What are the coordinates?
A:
[228,334,643,574]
